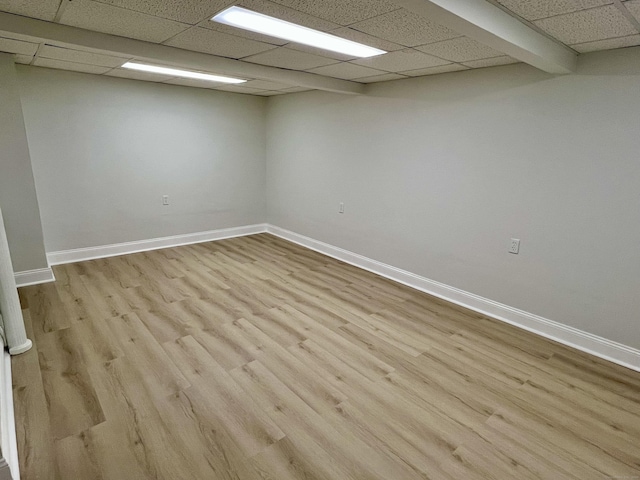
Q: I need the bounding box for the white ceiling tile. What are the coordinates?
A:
[415,36,504,62]
[534,5,637,44]
[0,36,38,56]
[242,79,293,90]
[0,0,61,21]
[352,48,451,72]
[462,56,519,68]
[306,62,387,80]
[92,0,235,24]
[626,0,640,21]
[60,0,190,43]
[106,67,175,82]
[400,63,470,77]
[327,27,405,53]
[242,47,339,69]
[571,33,640,52]
[33,57,112,74]
[268,0,399,25]
[39,45,129,67]
[495,0,613,21]
[350,8,461,47]
[164,27,276,59]
[13,54,34,64]
[353,72,407,83]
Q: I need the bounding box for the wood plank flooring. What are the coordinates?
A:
[12,233,640,480]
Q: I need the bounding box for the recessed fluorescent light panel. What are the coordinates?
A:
[121,62,246,84]
[212,6,386,58]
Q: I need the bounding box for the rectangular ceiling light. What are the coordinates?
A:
[212,6,386,58]
[122,62,246,84]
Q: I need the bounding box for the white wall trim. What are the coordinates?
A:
[14,267,55,288]
[47,223,268,266]
[266,224,640,373]
[0,350,19,480]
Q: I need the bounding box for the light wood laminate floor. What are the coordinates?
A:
[13,234,640,480]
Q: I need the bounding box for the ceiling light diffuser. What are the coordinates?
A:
[121,62,246,84]
[212,6,386,58]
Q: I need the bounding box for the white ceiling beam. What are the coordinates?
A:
[0,12,365,94]
[391,0,577,74]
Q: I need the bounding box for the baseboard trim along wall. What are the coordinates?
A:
[36,222,640,371]
[47,223,268,266]
[14,267,55,288]
[266,224,640,373]
[0,350,20,480]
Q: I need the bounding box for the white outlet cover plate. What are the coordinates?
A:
[509,238,520,254]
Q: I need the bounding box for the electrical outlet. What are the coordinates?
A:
[509,238,520,254]
[162,195,169,206]
[339,202,344,214]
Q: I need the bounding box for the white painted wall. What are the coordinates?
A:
[17,66,267,253]
[266,47,640,349]
[0,54,48,272]
[11,48,640,352]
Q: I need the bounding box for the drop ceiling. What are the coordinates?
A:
[1,0,639,96]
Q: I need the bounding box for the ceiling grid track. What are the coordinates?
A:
[53,0,70,23]
[612,0,640,32]
[483,0,579,53]
[29,42,45,65]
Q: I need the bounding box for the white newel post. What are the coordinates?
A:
[0,207,32,355]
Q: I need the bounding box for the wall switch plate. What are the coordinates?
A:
[509,238,520,254]
[339,202,344,214]
[162,195,169,206]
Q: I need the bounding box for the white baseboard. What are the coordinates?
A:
[14,267,55,288]
[47,224,268,266]
[266,224,640,373]
[0,350,19,480]
[36,222,640,371]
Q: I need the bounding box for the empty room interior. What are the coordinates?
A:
[1,0,640,478]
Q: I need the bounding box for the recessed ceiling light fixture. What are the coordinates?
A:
[121,61,246,84]
[212,6,386,58]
